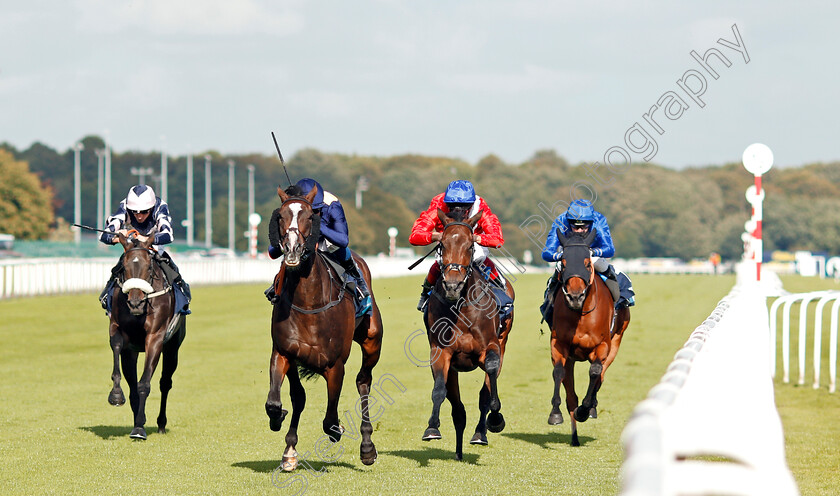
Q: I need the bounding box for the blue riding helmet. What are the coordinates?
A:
[566,199,595,222]
[295,178,326,210]
[443,180,476,204]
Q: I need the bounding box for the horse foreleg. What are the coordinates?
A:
[562,361,580,446]
[108,326,126,406]
[445,371,466,461]
[265,348,290,432]
[471,383,490,445]
[282,364,305,472]
[119,349,140,436]
[323,361,346,443]
[422,347,451,441]
[355,320,382,466]
[575,359,604,423]
[130,338,163,440]
[485,348,505,434]
[548,340,566,425]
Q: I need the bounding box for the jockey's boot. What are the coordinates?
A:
[100,277,116,314]
[601,265,620,304]
[540,271,559,323]
[417,280,434,312]
[341,257,372,316]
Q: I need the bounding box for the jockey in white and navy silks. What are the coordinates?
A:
[540,199,634,314]
[98,185,191,315]
[99,187,174,249]
[267,178,372,316]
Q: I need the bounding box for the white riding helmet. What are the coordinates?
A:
[125,185,156,212]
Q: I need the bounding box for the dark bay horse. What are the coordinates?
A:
[107,229,186,440]
[265,185,384,471]
[547,229,630,446]
[422,209,515,460]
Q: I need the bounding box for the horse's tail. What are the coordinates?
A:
[297,363,320,381]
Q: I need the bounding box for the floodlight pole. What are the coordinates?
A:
[73,142,84,244]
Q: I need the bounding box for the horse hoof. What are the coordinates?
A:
[360,444,377,466]
[129,427,147,440]
[589,407,598,419]
[281,455,298,472]
[455,452,463,461]
[422,427,442,441]
[470,432,488,445]
[157,427,166,434]
[487,412,505,433]
[326,423,345,443]
[548,411,564,425]
[571,434,580,447]
[267,407,288,432]
[108,389,125,406]
[574,407,590,423]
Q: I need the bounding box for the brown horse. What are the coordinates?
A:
[107,229,186,440]
[265,185,384,471]
[547,229,630,446]
[421,209,515,460]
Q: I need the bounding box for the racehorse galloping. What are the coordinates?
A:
[107,229,186,440]
[547,229,630,446]
[265,185,384,471]
[422,209,515,460]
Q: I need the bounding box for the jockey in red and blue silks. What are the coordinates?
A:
[540,199,634,321]
[267,178,372,316]
[409,179,506,312]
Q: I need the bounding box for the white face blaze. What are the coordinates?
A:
[287,203,303,249]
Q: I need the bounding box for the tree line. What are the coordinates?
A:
[2,137,839,262]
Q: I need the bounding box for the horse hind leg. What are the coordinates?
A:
[282,365,306,472]
[485,350,505,433]
[108,330,126,406]
[156,337,181,434]
[355,326,382,466]
[322,362,345,443]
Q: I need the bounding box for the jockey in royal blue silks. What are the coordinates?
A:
[267,178,372,317]
[539,199,634,322]
[98,185,191,316]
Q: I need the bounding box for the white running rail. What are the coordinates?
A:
[620,264,798,496]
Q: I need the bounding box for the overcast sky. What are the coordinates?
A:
[2,1,838,169]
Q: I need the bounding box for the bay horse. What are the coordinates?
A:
[265,185,384,471]
[106,229,186,440]
[421,209,515,460]
[547,229,630,446]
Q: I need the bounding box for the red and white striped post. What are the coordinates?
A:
[742,144,774,282]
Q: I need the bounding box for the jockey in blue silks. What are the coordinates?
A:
[540,199,634,322]
[267,178,372,316]
[98,185,191,315]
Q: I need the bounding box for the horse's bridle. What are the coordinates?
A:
[117,246,170,301]
[559,240,597,314]
[439,221,475,287]
[277,197,320,263]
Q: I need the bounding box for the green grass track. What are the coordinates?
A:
[1,273,838,495]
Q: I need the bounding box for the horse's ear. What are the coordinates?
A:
[556,227,566,248]
[143,227,158,248]
[437,208,451,225]
[583,228,597,247]
[278,186,289,202]
[467,210,483,228]
[304,185,318,204]
[116,231,129,249]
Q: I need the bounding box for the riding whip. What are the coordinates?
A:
[271,131,293,187]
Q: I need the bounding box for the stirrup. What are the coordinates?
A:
[417,292,430,312]
[356,295,372,317]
